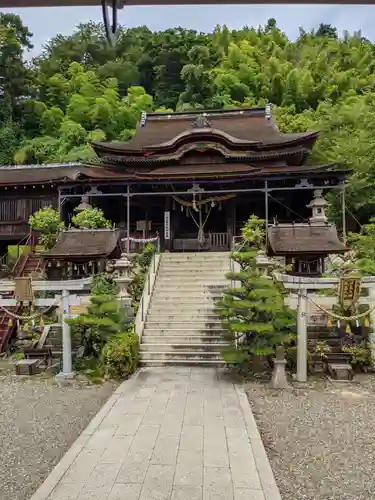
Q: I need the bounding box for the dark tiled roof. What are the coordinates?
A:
[267,224,348,255]
[91,108,318,155]
[0,164,128,186]
[43,229,120,259]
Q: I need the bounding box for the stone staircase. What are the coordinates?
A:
[0,252,44,353]
[140,252,231,366]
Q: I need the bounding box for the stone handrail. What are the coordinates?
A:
[134,252,161,341]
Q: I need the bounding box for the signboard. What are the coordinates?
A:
[164,211,170,240]
[70,305,87,316]
[339,277,361,305]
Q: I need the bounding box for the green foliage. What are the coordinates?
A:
[342,342,371,370]
[100,331,139,379]
[241,215,265,248]
[28,206,64,249]
[91,273,117,296]
[67,270,137,378]
[2,16,375,225]
[66,294,124,358]
[128,243,155,309]
[217,217,295,368]
[71,207,112,229]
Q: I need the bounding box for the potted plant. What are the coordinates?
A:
[310,340,331,373]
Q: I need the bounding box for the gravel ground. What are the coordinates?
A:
[247,376,375,500]
[0,364,118,500]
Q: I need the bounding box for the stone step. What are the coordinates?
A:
[144,320,222,328]
[155,280,228,287]
[146,315,221,323]
[140,350,223,361]
[141,343,229,352]
[156,270,228,277]
[151,291,224,299]
[143,328,225,335]
[162,253,230,260]
[153,284,227,291]
[148,307,218,314]
[160,259,230,269]
[142,335,226,344]
[140,359,227,367]
[151,295,219,302]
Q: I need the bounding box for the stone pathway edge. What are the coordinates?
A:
[29,370,143,500]
[235,385,282,500]
[29,371,283,500]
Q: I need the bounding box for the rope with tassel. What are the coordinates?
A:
[0,299,60,327]
[305,294,374,332]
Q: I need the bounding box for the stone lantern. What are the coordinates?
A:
[255,250,274,277]
[306,189,329,225]
[113,253,132,305]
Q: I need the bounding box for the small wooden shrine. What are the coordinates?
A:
[43,229,121,279]
[267,190,348,275]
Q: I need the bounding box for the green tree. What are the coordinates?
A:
[216,217,295,369]
[28,206,64,250]
[71,207,112,229]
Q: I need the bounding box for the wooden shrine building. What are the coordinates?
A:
[0,107,347,261]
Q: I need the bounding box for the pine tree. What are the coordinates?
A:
[216,216,295,367]
[66,273,129,357]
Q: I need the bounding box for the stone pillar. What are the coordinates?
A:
[297,289,308,382]
[369,286,375,369]
[270,346,290,389]
[56,289,75,381]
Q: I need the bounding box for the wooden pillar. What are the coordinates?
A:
[126,186,130,254]
[265,181,269,248]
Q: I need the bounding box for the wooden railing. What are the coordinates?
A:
[209,232,229,249]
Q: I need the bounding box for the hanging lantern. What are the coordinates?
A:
[172,199,176,211]
[218,201,222,211]
[74,264,78,270]
[355,319,359,328]
[327,317,333,328]
[337,320,341,328]
[88,261,93,267]
[39,317,44,328]
[56,260,61,268]
[364,316,370,328]
[181,204,184,212]
[345,323,351,334]
[8,318,13,327]
[211,200,215,208]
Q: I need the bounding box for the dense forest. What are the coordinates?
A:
[1,13,375,224]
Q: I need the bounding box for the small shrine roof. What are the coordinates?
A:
[91,108,319,156]
[43,228,120,259]
[267,224,348,255]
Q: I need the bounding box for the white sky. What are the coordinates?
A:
[1,4,374,56]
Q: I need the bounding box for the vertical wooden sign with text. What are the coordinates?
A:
[164,211,170,240]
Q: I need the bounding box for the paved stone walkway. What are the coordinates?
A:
[30,368,282,500]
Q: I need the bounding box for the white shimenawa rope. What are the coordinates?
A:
[0,299,60,320]
[121,236,159,243]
